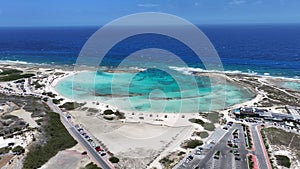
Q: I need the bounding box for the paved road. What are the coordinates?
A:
[250,125,270,169]
[45,100,112,169]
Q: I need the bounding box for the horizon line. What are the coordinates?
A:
[1,22,300,28]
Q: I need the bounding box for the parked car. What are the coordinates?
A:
[214,155,220,159]
[235,157,241,160]
[185,158,192,163]
[187,155,194,160]
[197,147,203,151]
[233,138,239,143]
[234,152,240,156]
[91,142,96,147]
[100,152,106,156]
[95,146,102,152]
[195,150,201,155]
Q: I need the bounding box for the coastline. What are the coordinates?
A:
[1,60,300,119]
[2,60,300,115]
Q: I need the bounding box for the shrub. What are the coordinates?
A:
[159,156,174,168]
[203,123,215,131]
[103,116,113,121]
[46,92,57,98]
[275,155,291,168]
[182,139,203,149]
[114,110,125,119]
[52,99,60,104]
[109,156,120,163]
[206,112,219,123]
[59,102,85,110]
[12,146,25,155]
[103,109,125,119]
[0,146,11,155]
[189,118,205,125]
[83,162,102,169]
[197,131,209,138]
[177,151,186,156]
[23,111,77,169]
[103,109,114,115]
[0,68,34,82]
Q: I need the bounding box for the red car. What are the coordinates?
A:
[95,146,102,152]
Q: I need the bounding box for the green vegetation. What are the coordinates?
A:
[23,111,77,169]
[103,109,125,119]
[0,146,11,155]
[262,127,300,159]
[103,116,114,121]
[109,156,120,163]
[59,102,85,110]
[54,72,65,76]
[52,99,60,104]
[103,109,114,115]
[43,92,57,98]
[275,155,291,168]
[215,151,221,156]
[15,79,25,83]
[206,112,220,123]
[82,162,102,169]
[243,124,253,149]
[189,118,204,125]
[0,69,22,75]
[203,123,215,131]
[12,145,25,155]
[114,110,125,119]
[159,155,175,169]
[261,128,282,168]
[0,114,27,137]
[177,151,186,156]
[88,108,99,113]
[182,139,203,149]
[248,155,255,169]
[0,94,46,137]
[189,118,215,131]
[0,68,34,82]
[33,80,45,89]
[81,107,89,111]
[196,131,209,138]
[258,84,300,107]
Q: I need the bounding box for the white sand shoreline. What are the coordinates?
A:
[1,62,300,169]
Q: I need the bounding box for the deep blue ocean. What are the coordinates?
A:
[1,24,300,78]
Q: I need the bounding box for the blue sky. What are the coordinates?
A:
[0,0,299,26]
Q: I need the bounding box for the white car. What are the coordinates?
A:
[90,142,96,147]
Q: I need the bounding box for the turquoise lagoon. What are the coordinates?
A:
[281,81,300,91]
[55,69,254,113]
